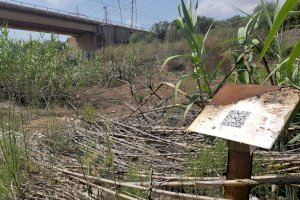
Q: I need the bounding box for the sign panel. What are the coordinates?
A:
[188,85,300,149]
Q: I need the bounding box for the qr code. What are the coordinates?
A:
[221,110,251,128]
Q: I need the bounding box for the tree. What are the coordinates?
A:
[225,15,244,28]
[129,32,155,43]
[150,21,170,41]
[196,16,214,34]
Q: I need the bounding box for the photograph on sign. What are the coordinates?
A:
[188,84,300,149]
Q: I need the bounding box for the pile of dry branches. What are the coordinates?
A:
[22,83,300,199]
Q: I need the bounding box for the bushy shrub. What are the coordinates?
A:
[150,21,172,41]
[129,32,156,43]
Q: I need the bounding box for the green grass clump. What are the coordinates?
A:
[46,116,74,155]
[0,132,20,199]
[122,167,147,198]
[82,104,98,123]
[185,139,227,177]
[0,109,26,199]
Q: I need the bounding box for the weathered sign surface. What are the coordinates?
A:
[188,84,300,149]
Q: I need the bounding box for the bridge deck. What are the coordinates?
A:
[0,1,144,35]
[0,0,147,49]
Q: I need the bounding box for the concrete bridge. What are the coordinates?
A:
[0,0,146,50]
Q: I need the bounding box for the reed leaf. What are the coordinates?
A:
[258,0,298,63]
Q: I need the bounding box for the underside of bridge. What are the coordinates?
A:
[68,25,135,51]
[0,1,145,51]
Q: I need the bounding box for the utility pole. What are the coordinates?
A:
[104,5,108,23]
[134,0,137,27]
[131,0,134,27]
[76,5,79,17]
[100,0,108,23]
[131,0,137,27]
[117,0,122,24]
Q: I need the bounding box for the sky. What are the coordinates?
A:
[3,0,283,41]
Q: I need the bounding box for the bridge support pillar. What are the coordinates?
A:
[69,32,96,51]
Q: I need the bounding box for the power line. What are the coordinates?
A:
[74,0,172,28]
[97,0,170,21]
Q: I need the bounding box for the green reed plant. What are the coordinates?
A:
[185,139,227,177]
[0,28,103,106]
[0,132,20,199]
[162,0,233,116]
[248,0,300,144]
[165,0,299,98]
[163,0,213,98]
[122,167,146,198]
[233,12,262,84]
[257,0,299,86]
[231,0,299,86]
[0,109,23,199]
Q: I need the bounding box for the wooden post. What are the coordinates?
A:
[225,141,253,200]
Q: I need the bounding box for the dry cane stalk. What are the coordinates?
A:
[58,168,227,200]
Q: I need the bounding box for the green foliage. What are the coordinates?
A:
[289,112,300,144]
[46,116,74,155]
[185,139,227,177]
[258,0,300,88]
[233,12,261,84]
[82,104,97,123]
[129,32,156,43]
[258,0,299,64]
[152,16,215,42]
[224,15,244,25]
[122,167,146,198]
[102,43,146,86]
[0,28,103,106]
[196,16,215,34]
[258,0,297,63]
[165,0,213,96]
[285,185,299,200]
[79,151,98,177]
[151,21,170,41]
[163,0,233,117]
[229,0,300,88]
[253,1,277,30]
[284,1,300,29]
[0,133,20,199]
[165,23,184,42]
[285,41,300,87]
[289,131,300,144]
[102,121,115,174]
[0,109,22,199]
[0,108,21,131]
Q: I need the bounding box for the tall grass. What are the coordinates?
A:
[0,28,192,107]
[0,109,23,199]
[0,28,103,106]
